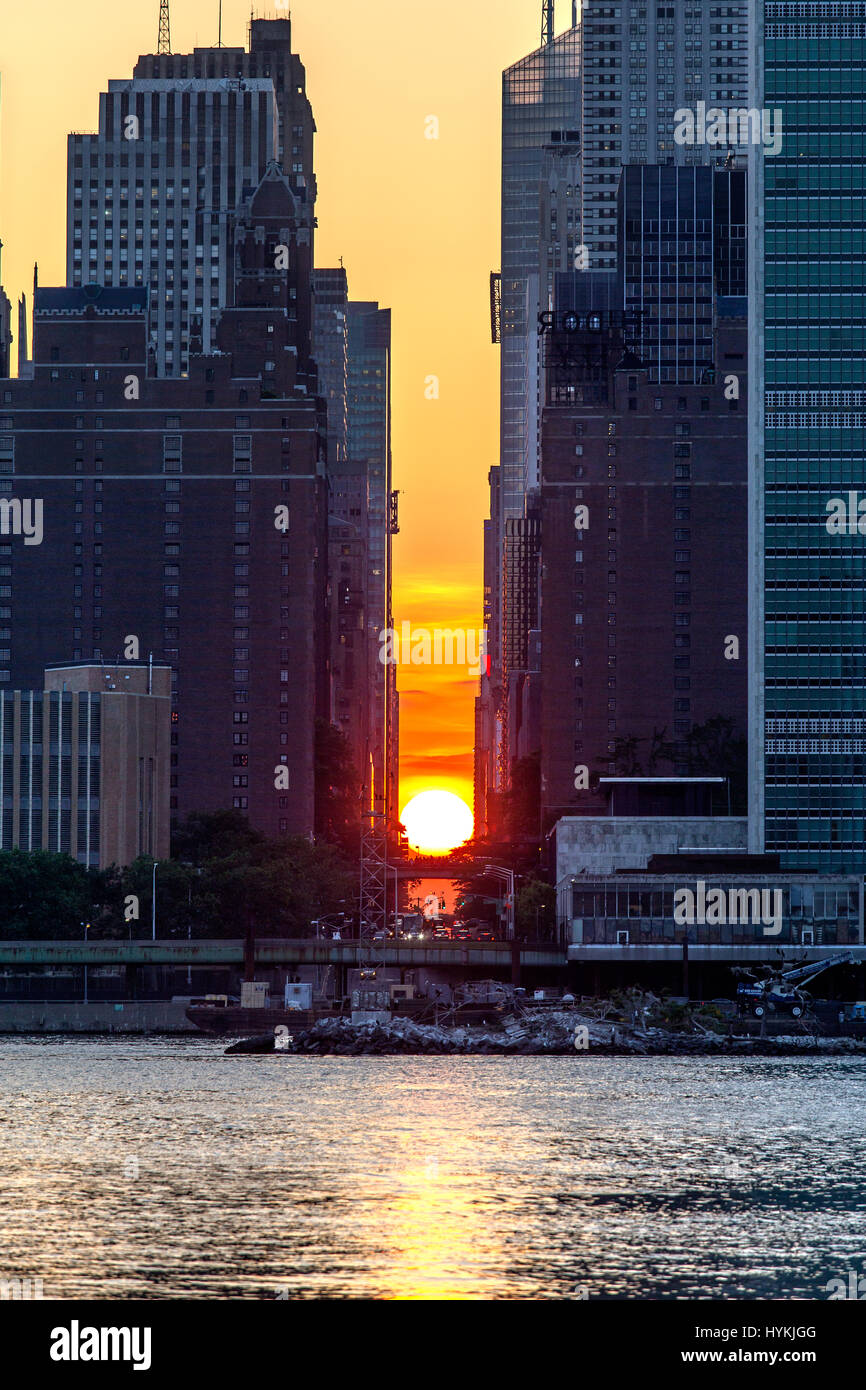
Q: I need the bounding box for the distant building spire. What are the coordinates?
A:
[17,294,27,368]
[157,0,171,55]
[572,0,577,27]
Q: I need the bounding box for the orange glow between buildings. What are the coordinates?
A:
[0,0,545,818]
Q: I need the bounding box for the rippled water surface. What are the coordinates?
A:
[1,1037,864,1299]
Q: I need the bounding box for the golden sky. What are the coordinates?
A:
[0,0,552,818]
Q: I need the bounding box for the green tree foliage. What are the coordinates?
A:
[0,850,97,939]
[599,716,747,813]
[314,719,360,855]
[0,812,356,940]
[515,875,556,940]
[507,752,541,839]
[170,808,261,865]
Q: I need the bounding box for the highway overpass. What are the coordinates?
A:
[0,938,565,970]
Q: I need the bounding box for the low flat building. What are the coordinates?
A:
[559,870,863,952]
[1,662,170,868]
[552,778,748,886]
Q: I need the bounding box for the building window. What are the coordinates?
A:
[163,436,182,471]
[233,435,252,472]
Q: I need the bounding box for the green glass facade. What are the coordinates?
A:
[758,1,866,870]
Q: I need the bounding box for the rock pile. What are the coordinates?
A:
[226,1009,866,1057]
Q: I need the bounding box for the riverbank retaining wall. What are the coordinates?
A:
[0,1001,196,1033]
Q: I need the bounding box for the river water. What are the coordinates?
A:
[1,1038,864,1300]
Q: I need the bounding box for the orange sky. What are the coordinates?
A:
[0,0,553,819]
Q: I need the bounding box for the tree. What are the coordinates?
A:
[506,752,541,840]
[0,850,95,939]
[603,735,644,777]
[171,809,262,864]
[314,719,360,855]
[515,875,556,940]
[0,813,358,943]
[597,717,747,813]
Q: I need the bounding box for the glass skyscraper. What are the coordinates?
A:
[750,0,866,871]
[501,22,582,517]
[347,302,398,822]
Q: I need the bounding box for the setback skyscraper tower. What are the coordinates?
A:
[66,18,316,376]
[3,163,328,839]
[581,0,749,269]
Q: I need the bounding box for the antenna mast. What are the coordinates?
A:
[542,0,554,45]
[158,0,171,56]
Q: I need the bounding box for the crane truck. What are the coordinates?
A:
[736,952,855,1019]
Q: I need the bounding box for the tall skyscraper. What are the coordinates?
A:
[477,15,582,832]
[67,18,316,376]
[346,302,398,822]
[501,19,582,518]
[2,163,327,839]
[312,267,349,467]
[619,163,747,384]
[580,0,749,269]
[749,0,866,872]
[478,2,754,834]
[0,243,11,378]
[539,303,748,825]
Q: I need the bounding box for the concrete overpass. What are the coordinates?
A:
[391,857,504,880]
[567,944,866,964]
[0,938,565,970]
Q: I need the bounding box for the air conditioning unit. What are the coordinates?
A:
[801,928,815,946]
[616,929,630,946]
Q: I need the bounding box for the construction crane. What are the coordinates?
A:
[158,0,171,56]
[735,951,855,1019]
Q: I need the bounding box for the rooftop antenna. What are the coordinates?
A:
[218,0,223,46]
[158,0,171,55]
[542,0,554,45]
[572,0,577,27]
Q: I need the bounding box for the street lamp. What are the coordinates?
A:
[151,860,159,941]
[81,920,90,1004]
[480,865,516,940]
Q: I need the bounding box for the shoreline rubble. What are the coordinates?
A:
[225,1008,866,1057]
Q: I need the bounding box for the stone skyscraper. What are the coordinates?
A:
[66,17,315,376]
[3,164,327,838]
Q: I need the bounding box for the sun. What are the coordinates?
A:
[401,790,474,854]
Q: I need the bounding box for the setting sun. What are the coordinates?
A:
[401,791,474,855]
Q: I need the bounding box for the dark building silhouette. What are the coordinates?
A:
[539,303,748,827]
[312,271,399,826]
[346,302,398,824]
[0,242,11,379]
[1,162,327,838]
